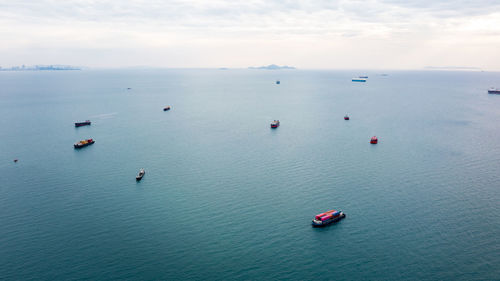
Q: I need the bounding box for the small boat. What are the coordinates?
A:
[276,80,280,84]
[312,209,345,227]
[75,120,91,127]
[74,138,95,148]
[359,75,368,78]
[352,78,366,82]
[488,88,500,94]
[344,115,350,120]
[370,136,378,144]
[163,106,171,111]
[136,169,145,181]
[127,87,131,90]
[271,120,280,128]
[13,159,18,163]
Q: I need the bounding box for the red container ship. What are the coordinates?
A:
[312,209,346,227]
[271,120,280,128]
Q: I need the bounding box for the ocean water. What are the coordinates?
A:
[1,69,499,280]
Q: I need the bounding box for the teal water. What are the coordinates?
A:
[1,69,499,280]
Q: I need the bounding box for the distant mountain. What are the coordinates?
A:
[248,64,296,70]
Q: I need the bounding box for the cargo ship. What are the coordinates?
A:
[352,78,366,82]
[163,106,171,111]
[371,136,378,144]
[312,209,346,227]
[136,168,145,181]
[271,120,280,128]
[488,88,500,94]
[74,138,95,148]
[75,120,91,127]
[344,115,350,120]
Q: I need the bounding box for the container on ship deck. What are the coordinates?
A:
[320,215,332,221]
[331,211,341,217]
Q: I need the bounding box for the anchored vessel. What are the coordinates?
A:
[163,106,171,111]
[371,136,378,144]
[352,78,366,82]
[344,115,350,120]
[359,75,368,78]
[75,120,91,127]
[488,88,500,94]
[271,120,280,128]
[312,209,346,227]
[74,138,95,148]
[276,80,280,84]
[136,169,145,181]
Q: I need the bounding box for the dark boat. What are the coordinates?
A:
[488,88,500,94]
[276,80,280,84]
[75,120,91,127]
[74,138,95,148]
[312,209,346,227]
[271,120,280,128]
[370,136,378,144]
[344,115,350,120]
[136,169,145,181]
[163,106,171,111]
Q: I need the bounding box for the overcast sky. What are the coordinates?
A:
[1,0,500,69]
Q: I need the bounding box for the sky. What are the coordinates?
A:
[1,0,500,69]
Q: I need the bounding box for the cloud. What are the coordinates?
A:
[0,0,499,69]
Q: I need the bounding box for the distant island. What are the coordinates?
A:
[0,65,81,71]
[248,64,296,70]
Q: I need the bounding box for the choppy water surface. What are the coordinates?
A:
[1,69,499,280]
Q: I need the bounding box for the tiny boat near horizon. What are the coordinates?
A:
[74,138,95,148]
[271,120,280,128]
[136,168,145,181]
[352,78,366,82]
[312,209,345,227]
[371,136,378,144]
[163,106,171,111]
[75,120,91,127]
[488,88,500,94]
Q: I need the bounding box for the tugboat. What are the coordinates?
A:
[75,120,91,127]
[271,120,280,128]
[136,169,145,181]
[344,115,350,120]
[163,106,171,111]
[276,80,280,84]
[488,88,500,94]
[74,138,95,148]
[312,209,346,227]
[370,136,378,144]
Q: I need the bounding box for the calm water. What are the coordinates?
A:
[1,69,499,280]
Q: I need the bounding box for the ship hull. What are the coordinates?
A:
[488,90,500,94]
[312,214,346,227]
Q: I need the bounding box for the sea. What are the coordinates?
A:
[1,69,499,280]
